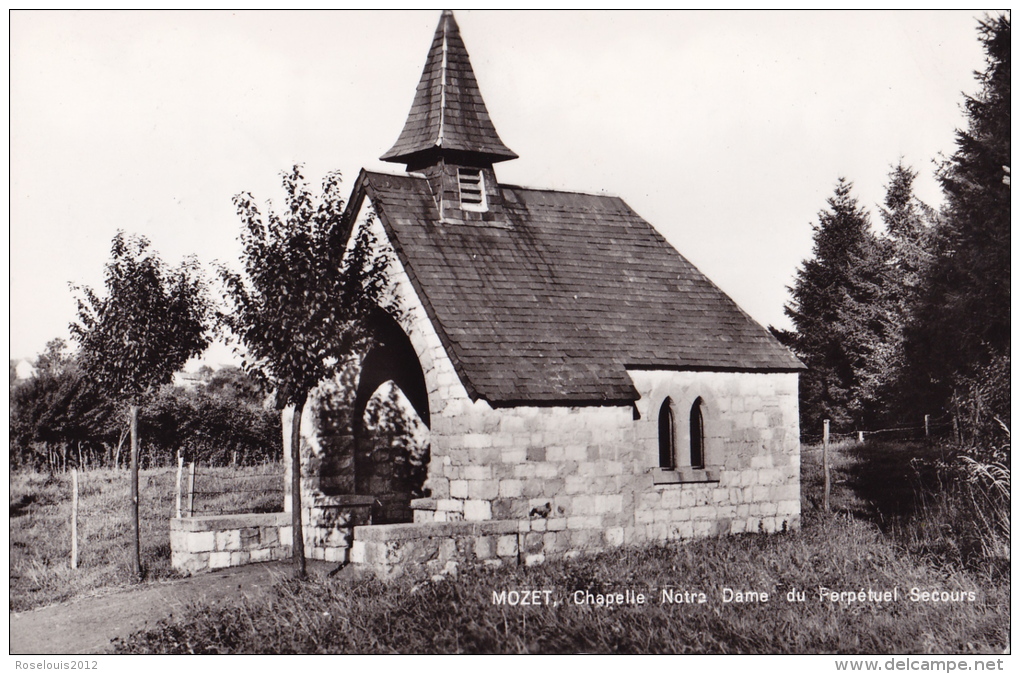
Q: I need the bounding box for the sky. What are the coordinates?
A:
[9,10,991,366]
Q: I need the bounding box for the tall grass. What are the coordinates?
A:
[112,514,1007,654]
[9,463,283,612]
[893,440,1010,580]
[112,440,1009,654]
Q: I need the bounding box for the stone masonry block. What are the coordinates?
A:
[464,466,492,481]
[469,447,500,464]
[463,433,492,449]
[216,530,241,552]
[571,495,594,515]
[594,494,622,513]
[604,527,624,546]
[692,506,716,520]
[437,499,464,513]
[170,530,187,553]
[450,480,469,499]
[564,446,587,461]
[464,500,492,521]
[240,527,260,548]
[775,483,799,499]
[250,548,273,563]
[351,540,366,565]
[535,463,559,478]
[660,489,681,509]
[501,448,527,463]
[498,480,523,498]
[324,546,347,563]
[260,527,279,547]
[523,479,545,498]
[209,551,232,569]
[468,480,499,500]
[499,416,527,433]
[565,476,588,495]
[174,551,210,575]
[496,534,518,558]
[229,550,251,566]
[474,536,494,560]
[777,500,800,516]
[187,531,215,554]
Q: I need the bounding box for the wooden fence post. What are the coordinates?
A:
[187,462,196,517]
[175,451,184,519]
[71,468,79,570]
[924,414,930,438]
[129,404,141,579]
[822,419,831,512]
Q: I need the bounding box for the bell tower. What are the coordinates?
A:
[381,11,517,222]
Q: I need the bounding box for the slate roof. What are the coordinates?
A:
[352,170,804,406]
[380,11,517,166]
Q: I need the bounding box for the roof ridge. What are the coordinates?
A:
[363,168,428,180]
[364,170,624,203]
[500,182,623,201]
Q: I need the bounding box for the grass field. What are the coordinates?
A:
[107,439,1008,655]
[9,463,283,612]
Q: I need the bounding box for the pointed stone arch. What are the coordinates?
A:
[349,308,432,524]
[353,308,431,436]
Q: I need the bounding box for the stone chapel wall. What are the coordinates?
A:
[285,201,801,574]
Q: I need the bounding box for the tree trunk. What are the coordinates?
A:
[114,429,127,469]
[129,404,142,579]
[290,398,307,579]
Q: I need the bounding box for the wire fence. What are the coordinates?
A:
[801,414,955,445]
[186,464,286,517]
[12,462,286,573]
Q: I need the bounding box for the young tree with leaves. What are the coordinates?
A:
[220,165,390,577]
[71,232,211,577]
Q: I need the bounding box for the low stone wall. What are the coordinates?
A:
[170,512,292,575]
[352,520,524,579]
[303,494,375,562]
[172,495,377,574]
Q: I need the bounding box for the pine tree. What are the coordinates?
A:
[902,14,1010,430]
[874,162,936,420]
[782,178,889,433]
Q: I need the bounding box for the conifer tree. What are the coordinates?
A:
[781,179,888,433]
[873,162,936,420]
[902,14,1010,428]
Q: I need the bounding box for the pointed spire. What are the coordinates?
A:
[381,11,517,166]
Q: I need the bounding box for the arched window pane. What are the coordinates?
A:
[658,398,675,469]
[690,398,705,469]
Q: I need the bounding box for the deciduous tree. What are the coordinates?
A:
[71,232,211,576]
[219,165,390,577]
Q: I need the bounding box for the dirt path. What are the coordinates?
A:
[10,561,336,655]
